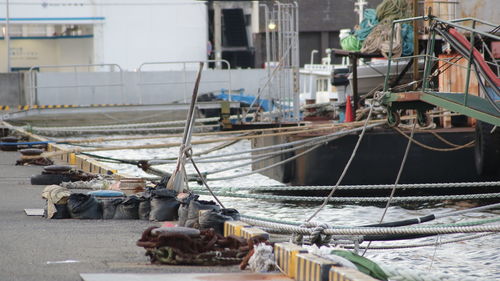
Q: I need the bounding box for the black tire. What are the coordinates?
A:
[475,121,500,176]
[1,136,18,151]
[30,174,72,185]
[417,110,431,127]
[19,148,44,156]
[387,110,400,127]
[43,165,73,173]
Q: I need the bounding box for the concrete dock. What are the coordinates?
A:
[0,150,242,281]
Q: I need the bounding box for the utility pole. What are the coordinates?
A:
[5,0,11,72]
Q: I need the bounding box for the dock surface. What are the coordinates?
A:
[0,150,241,281]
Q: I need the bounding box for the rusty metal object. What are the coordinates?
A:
[16,157,53,166]
[137,226,270,267]
[39,168,98,182]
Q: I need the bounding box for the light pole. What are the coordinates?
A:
[5,0,11,72]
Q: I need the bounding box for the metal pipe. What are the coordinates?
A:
[382,23,397,92]
[261,3,271,99]
[213,2,222,69]
[309,50,318,100]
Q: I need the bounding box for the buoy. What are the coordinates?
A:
[345,95,354,122]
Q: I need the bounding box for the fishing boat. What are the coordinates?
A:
[248,2,500,193]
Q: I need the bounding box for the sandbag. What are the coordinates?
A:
[138,199,151,220]
[185,200,220,228]
[177,193,199,227]
[113,196,141,220]
[67,193,102,219]
[45,203,70,219]
[198,208,240,235]
[149,189,179,222]
[101,198,123,219]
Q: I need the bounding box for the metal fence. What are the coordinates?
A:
[137,60,232,104]
[28,64,124,106]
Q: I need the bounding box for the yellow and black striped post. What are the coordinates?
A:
[296,253,337,281]
[274,242,308,278]
[329,266,378,281]
[224,221,251,237]
[241,226,269,240]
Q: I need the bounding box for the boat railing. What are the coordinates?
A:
[27,63,124,107]
[136,59,232,104]
[381,15,499,126]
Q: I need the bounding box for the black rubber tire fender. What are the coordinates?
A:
[474,121,500,176]
[30,173,72,185]
[43,165,73,173]
[0,136,19,151]
[19,148,44,156]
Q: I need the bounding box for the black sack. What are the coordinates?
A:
[67,193,102,219]
[114,196,141,220]
[185,200,220,228]
[101,198,123,219]
[198,208,240,235]
[138,198,151,220]
[177,193,199,227]
[44,203,70,219]
[149,189,180,221]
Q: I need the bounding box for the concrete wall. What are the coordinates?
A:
[30,68,268,106]
[0,73,24,106]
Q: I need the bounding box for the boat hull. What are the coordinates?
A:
[251,127,499,194]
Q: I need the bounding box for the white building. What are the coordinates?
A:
[0,0,208,72]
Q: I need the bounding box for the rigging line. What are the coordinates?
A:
[148,122,384,162]
[393,127,475,151]
[342,233,495,250]
[51,123,317,144]
[363,121,416,256]
[78,124,379,168]
[430,131,465,147]
[149,126,350,165]
[32,124,356,158]
[199,153,276,176]
[238,202,500,229]
[187,149,225,209]
[207,143,323,181]
[305,97,377,223]
[428,235,441,270]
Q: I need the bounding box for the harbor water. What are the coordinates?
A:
[58,133,500,279]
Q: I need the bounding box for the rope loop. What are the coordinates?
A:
[292,223,307,245]
[310,223,333,246]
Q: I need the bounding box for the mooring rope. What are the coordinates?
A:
[30,117,221,132]
[363,121,417,255]
[31,123,376,160]
[342,233,496,250]
[393,127,475,151]
[206,144,323,181]
[238,202,500,228]
[305,96,378,222]
[239,217,500,235]
[51,123,321,144]
[195,190,500,202]
[195,181,500,191]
